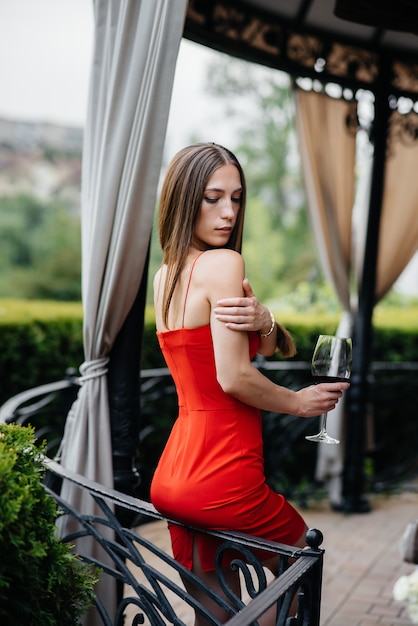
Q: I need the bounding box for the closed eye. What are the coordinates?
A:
[203,195,241,204]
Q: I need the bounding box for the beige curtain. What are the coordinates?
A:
[295,90,418,506]
[374,111,418,300]
[57,1,187,623]
[294,88,356,311]
[294,87,357,506]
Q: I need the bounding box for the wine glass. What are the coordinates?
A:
[305,334,352,444]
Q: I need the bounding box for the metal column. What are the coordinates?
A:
[107,246,150,524]
[342,61,391,513]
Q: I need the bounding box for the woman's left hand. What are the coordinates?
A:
[213,278,271,332]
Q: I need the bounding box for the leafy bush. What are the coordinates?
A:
[0,423,98,625]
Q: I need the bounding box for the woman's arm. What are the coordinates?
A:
[203,250,348,417]
[213,278,296,358]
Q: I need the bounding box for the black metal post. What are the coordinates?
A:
[107,245,150,521]
[342,60,391,513]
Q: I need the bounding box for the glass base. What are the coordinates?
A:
[306,433,340,444]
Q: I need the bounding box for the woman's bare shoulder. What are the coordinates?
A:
[153,265,167,298]
[197,249,244,269]
[195,250,245,293]
[153,264,165,282]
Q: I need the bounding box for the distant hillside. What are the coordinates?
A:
[0,117,83,212]
[0,117,83,153]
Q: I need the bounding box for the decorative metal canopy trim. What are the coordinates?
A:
[184,0,418,100]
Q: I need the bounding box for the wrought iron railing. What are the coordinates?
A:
[1,359,417,495]
[1,360,417,623]
[43,457,324,626]
[0,367,325,625]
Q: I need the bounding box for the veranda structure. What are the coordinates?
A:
[180,0,418,513]
[3,0,418,623]
[76,0,418,521]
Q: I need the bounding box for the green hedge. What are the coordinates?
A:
[1,299,417,499]
[1,298,417,410]
[0,300,84,405]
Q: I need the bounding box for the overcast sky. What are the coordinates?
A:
[0,0,93,125]
[0,0,232,154]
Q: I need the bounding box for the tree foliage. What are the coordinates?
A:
[0,195,81,300]
[0,55,320,306]
[205,54,319,304]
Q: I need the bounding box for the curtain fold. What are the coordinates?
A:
[374,111,418,300]
[57,1,187,623]
[295,88,418,507]
[294,88,357,311]
[294,87,357,507]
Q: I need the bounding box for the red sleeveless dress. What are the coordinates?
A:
[150,263,305,572]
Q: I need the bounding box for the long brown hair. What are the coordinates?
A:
[158,143,247,326]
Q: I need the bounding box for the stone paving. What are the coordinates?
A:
[304,490,417,625]
[127,489,418,625]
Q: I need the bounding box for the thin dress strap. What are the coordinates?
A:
[182,253,204,328]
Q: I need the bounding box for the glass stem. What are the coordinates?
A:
[319,412,328,434]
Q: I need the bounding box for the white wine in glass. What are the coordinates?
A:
[306,334,352,444]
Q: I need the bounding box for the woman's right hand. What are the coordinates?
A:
[295,382,350,418]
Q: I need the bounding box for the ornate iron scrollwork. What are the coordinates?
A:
[325,44,378,83]
[185,0,418,96]
[392,61,418,94]
[388,109,418,152]
[44,458,324,626]
[286,33,324,70]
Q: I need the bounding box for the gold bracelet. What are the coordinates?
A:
[259,309,275,337]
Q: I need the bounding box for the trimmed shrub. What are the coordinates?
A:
[0,423,98,625]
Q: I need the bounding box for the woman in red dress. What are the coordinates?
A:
[151,143,348,625]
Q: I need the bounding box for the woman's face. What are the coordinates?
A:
[193,163,242,250]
